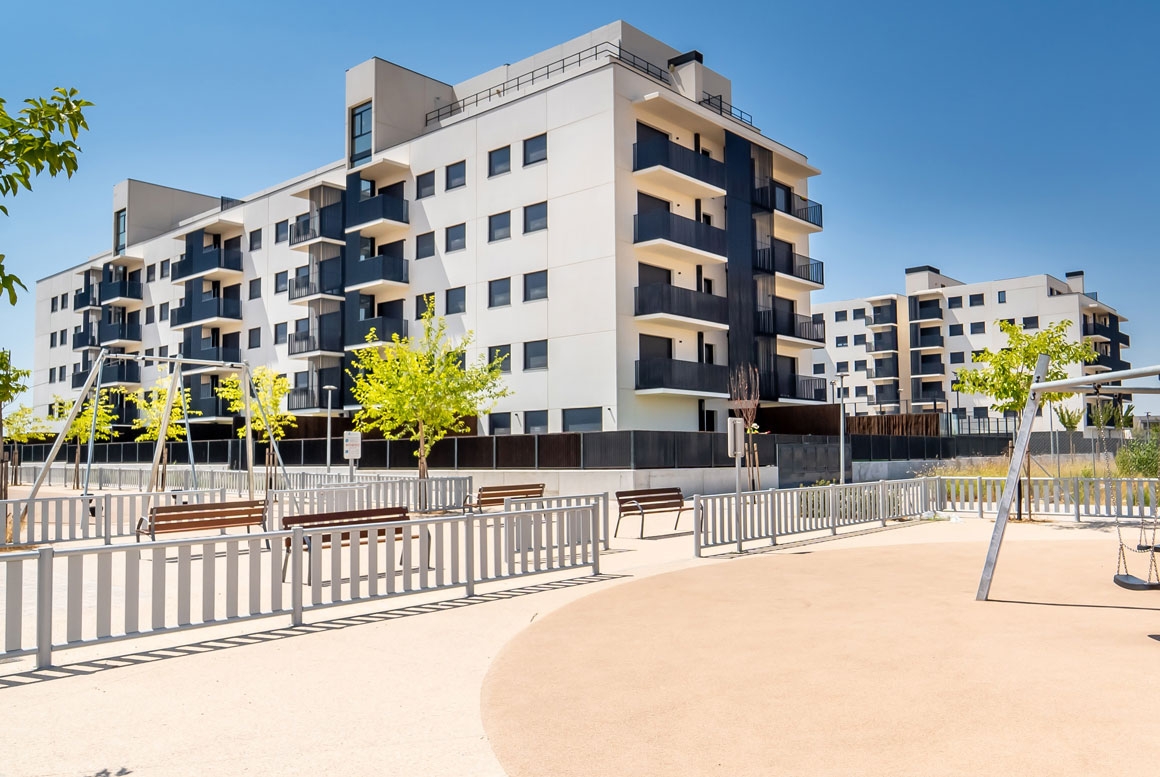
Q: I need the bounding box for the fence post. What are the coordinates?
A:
[219,486,227,504]
[829,485,838,535]
[102,493,112,545]
[290,526,304,627]
[36,546,54,669]
[601,492,610,551]
[590,507,600,575]
[1073,477,1082,522]
[878,480,887,526]
[465,516,476,597]
[976,477,984,519]
[693,498,703,558]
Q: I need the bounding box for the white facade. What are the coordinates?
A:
[34,21,826,437]
[813,266,1131,432]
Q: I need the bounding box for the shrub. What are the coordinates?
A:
[1115,438,1160,478]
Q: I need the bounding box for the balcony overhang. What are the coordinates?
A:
[634,238,726,266]
[108,252,145,269]
[172,264,244,285]
[635,312,729,332]
[349,152,410,181]
[775,334,825,351]
[345,216,409,243]
[345,276,409,295]
[171,315,244,331]
[912,342,945,352]
[633,165,725,202]
[635,387,730,399]
[289,288,344,306]
[773,208,823,237]
[773,270,824,292]
[100,335,141,348]
[288,178,347,199]
[174,211,245,240]
[101,294,143,310]
[868,373,899,383]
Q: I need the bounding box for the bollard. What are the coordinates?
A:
[464,516,476,597]
[36,546,54,669]
[290,526,303,626]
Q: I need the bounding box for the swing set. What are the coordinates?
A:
[976,354,1160,600]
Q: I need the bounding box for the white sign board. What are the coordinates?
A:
[726,417,746,458]
[343,431,362,460]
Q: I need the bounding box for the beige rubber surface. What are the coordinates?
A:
[482,534,1160,777]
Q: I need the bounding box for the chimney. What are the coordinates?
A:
[1065,271,1085,294]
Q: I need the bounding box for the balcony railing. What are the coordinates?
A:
[98,321,141,344]
[632,138,726,190]
[72,328,98,350]
[912,305,943,321]
[70,371,88,390]
[172,246,243,282]
[633,284,729,326]
[753,240,825,285]
[288,328,343,356]
[189,395,232,418]
[633,211,726,257]
[289,203,344,246]
[288,260,344,301]
[184,345,241,365]
[868,361,899,379]
[1083,320,1130,346]
[777,374,828,402]
[914,389,947,403]
[347,192,409,230]
[914,333,944,348]
[286,386,343,412]
[1093,352,1130,372]
[73,288,99,309]
[100,361,141,384]
[869,333,899,352]
[755,310,825,342]
[914,361,946,376]
[873,387,901,405]
[99,279,142,302]
[867,307,897,326]
[347,316,408,347]
[347,254,409,288]
[635,358,729,394]
[170,297,243,328]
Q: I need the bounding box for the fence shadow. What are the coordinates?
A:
[709,518,931,559]
[0,572,627,689]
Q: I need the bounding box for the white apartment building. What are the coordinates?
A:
[813,266,1130,432]
[34,21,828,439]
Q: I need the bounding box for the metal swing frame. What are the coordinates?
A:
[20,348,291,524]
[976,355,1160,601]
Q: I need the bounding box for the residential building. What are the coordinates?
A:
[33,21,827,438]
[812,267,1130,432]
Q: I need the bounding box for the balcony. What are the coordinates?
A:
[914,361,946,376]
[289,260,344,303]
[866,308,898,328]
[912,304,943,321]
[776,374,828,402]
[753,182,824,231]
[289,203,344,250]
[287,386,343,413]
[345,193,409,242]
[172,246,244,283]
[346,254,409,294]
[755,310,825,344]
[288,328,343,357]
[632,138,726,200]
[1087,352,1131,373]
[72,327,98,350]
[869,333,899,353]
[753,241,824,288]
[70,371,89,390]
[170,296,243,330]
[346,316,408,350]
[873,386,901,405]
[633,284,729,330]
[635,358,729,397]
[99,280,143,308]
[913,333,945,350]
[633,211,726,265]
[99,360,141,387]
[73,288,100,310]
[188,395,233,421]
[868,361,899,381]
[1083,321,1130,346]
[98,321,142,347]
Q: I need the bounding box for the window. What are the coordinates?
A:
[416,171,435,199]
[146,307,155,325]
[949,323,964,336]
[855,386,868,398]
[1023,316,1039,330]
[158,346,168,359]
[836,336,848,347]
[523,133,547,166]
[274,322,287,345]
[59,328,66,344]
[159,302,169,321]
[489,412,511,436]
[145,348,154,358]
[275,221,289,243]
[358,236,376,261]
[951,352,966,364]
[854,360,867,372]
[416,231,435,259]
[249,278,261,299]
[489,277,511,308]
[114,209,127,255]
[813,363,825,375]
[563,407,602,432]
[160,259,170,278]
[834,310,847,322]
[969,293,984,307]
[488,146,511,177]
[249,229,262,251]
[1002,318,1015,326]
[525,410,548,435]
[415,294,433,319]
[147,264,156,283]
[836,361,849,372]
[970,322,985,334]
[350,102,372,166]
[489,344,511,372]
[248,328,261,349]
[275,271,288,293]
[853,334,866,346]
[997,290,1007,304]
[524,270,547,301]
[50,332,57,348]
[51,297,57,313]
[524,339,548,370]
[852,309,866,320]
[948,296,963,309]
[446,160,466,190]
[488,211,511,242]
[358,178,375,201]
[446,286,466,314]
[974,407,989,420]
[48,368,55,383]
[446,223,466,252]
[524,202,547,233]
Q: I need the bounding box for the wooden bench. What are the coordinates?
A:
[280,507,412,582]
[463,483,545,513]
[615,488,687,539]
[136,500,266,542]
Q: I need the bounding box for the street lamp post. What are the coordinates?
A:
[323,384,337,474]
[831,372,848,485]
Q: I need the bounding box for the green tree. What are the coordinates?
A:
[1,88,93,303]
[123,371,202,488]
[5,404,50,444]
[216,366,296,441]
[52,390,119,489]
[347,299,510,478]
[0,350,31,498]
[1055,404,1082,458]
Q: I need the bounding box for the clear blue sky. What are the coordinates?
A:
[4,0,1158,410]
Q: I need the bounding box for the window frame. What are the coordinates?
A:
[445,160,466,190]
[416,231,435,259]
[445,286,466,315]
[489,344,511,372]
[350,101,372,166]
[445,223,466,253]
[523,339,548,371]
[415,170,435,200]
[274,271,288,293]
[488,277,512,308]
[488,211,511,242]
[523,270,547,302]
[523,133,547,166]
[249,229,262,251]
[523,201,548,233]
[488,146,511,177]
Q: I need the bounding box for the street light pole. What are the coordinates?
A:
[323,384,337,474]
[831,372,848,485]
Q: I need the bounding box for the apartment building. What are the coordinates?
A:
[812,267,1130,432]
[33,21,828,438]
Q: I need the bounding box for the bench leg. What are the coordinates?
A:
[281,546,290,583]
[614,513,623,538]
[640,509,646,540]
[674,506,684,531]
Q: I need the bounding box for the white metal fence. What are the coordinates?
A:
[694,478,938,556]
[1,505,599,668]
[2,489,230,549]
[940,476,1160,520]
[504,493,611,550]
[267,476,473,521]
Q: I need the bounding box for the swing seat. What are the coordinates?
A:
[1113,574,1160,592]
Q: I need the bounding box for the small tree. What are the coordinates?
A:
[1,88,93,303]
[123,371,201,488]
[348,299,510,478]
[729,364,761,490]
[52,390,119,490]
[0,350,30,498]
[1055,405,1082,458]
[216,367,296,441]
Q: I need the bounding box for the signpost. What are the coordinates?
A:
[727,417,745,553]
[343,431,362,480]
